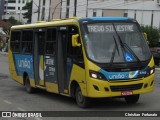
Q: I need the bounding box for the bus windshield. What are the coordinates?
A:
[82,22,151,64]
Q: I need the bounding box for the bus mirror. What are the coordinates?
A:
[144,32,147,39]
[144,32,149,44]
[144,32,147,40]
[72,34,81,47]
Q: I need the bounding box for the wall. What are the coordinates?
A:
[3,0,31,23]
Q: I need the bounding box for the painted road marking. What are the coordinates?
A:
[17,107,26,112]
[35,117,43,120]
[3,100,12,105]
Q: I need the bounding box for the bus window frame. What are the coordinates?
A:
[21,29,34,55]
[45,27,58,56]
[34,27,47,56]
[10,30,22,53]
[78,20,151,68]
[58,25,84,65]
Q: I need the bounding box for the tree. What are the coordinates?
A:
[141,26,160,47]
[7,16,23,25]
[22,1,32,23]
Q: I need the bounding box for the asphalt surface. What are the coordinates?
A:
[0,53,160,120]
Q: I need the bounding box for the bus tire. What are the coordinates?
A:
[125,94,139,104]
[25,76,35,93]
[75,86,90,108]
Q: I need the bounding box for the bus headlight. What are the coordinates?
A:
[89,70,106,80]
[150,67,155,75]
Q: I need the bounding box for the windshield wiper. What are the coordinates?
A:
[112,23,141,64]
[110,35,120,66]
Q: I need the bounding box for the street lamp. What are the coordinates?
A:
[52,1,65,19]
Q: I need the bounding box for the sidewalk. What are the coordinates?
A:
[0,52,8,55]
[155,68,160,71]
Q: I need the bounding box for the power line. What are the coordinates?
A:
[30,0,158,21]
[64,0,149,15]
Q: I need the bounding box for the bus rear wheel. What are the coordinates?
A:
[125,94,140,104]
[75,86,90,108]
[25,76,35,93]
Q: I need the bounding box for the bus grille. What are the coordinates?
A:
[110,83,143,92]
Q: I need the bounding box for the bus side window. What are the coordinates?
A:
[68,26,84,63]
[38,32,45,55]
[45,28,57,55]
[10,31,21,53]
[21,30,33,54]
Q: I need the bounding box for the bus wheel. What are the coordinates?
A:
[75,86,90,108]
[25,76,35,93]
[125,94,140,104]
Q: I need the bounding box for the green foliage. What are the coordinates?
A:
[22,1,32,23]
[141,26,160,47]
[0,30,7,50]
[7,16,23,25]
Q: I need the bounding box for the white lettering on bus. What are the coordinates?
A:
[88,25,105,32]
[18,58,31,69]
[109,74,127,79]
[88,25,134,33]
[46,59,54,65]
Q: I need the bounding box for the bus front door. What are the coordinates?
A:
[34,30,45,86]
[57,29,68,94]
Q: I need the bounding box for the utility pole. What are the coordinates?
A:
[86,0,88,17]
[48,0,51,21]
[38,0,41,21]
[33,1,40,21]
[74,0,77,16]
[151,10,154,27]
[19,9,21,22]
[60,0,62,19]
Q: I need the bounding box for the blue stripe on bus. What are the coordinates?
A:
[14,54,34,79]
[78,17,130,21]
[99,66,150,80]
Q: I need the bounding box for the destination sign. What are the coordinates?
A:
[87,24,134,33]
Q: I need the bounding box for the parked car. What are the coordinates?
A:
[151,51,160,66]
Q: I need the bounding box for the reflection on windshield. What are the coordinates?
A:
[83,23,151,63]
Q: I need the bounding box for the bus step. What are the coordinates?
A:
[36,85,46,90]
[60,93,71,97]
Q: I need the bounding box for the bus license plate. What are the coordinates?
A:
[121,91,133,96]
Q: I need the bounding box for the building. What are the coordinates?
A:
[61,0,160,28]
[0,0,5,20]
[31,0,62,23]
[3,0,31,23]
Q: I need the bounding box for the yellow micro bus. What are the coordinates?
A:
[8,17,155,108]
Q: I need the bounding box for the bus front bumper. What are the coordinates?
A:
[86,73,154,98]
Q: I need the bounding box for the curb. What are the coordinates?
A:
[155,68,160,71]
[0,52,8,55]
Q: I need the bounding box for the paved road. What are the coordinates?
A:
[0,54,160,120]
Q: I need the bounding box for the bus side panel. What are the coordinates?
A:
[70,64,87,96]
[8,49,23,84]
[39,56,45,86]
[8,50,36,87]
[45,82,59,94]
[44,55,59,94]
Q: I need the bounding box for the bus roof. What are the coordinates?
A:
[78,17,133,21]
[11,17,134,30]
[11,18,78,30]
